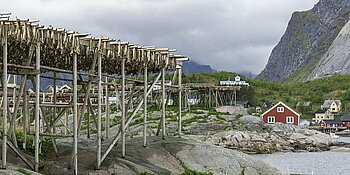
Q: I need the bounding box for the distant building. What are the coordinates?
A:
[46,85,72,94]
[260,101,300,126]
[219,76,249,86]
[27,88,35,94]
[296,101,312,111]
[341,115,350,127]
[321,100,342,113]
[319,120,344,129]
[255,107,262,113]
[318,115,350,130]
[236,101,251,108]
[263,101,275,109]
[313,109,334,123]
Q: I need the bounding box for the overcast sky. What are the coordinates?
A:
[1,0,319,74]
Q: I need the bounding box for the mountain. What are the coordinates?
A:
[237,71,257,79]
[182,60,216,74]
[308,20,350,80]
[256,0,350,82]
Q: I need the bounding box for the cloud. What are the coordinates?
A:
[0,0,319,74]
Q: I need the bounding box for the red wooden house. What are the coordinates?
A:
[319,120,344,128]
[260,101,300,126]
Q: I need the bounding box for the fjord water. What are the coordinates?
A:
[253,137,350,175]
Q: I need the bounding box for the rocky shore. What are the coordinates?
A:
[186,115,340,154]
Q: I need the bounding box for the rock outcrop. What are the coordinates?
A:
[256,0,350,82]
[89,137,282,175]
[308,20,350,79]
[216,106,248,115]
[188,116,339,154]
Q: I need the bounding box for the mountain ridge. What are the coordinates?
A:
[182,60,216,74]
[256,0,350,82]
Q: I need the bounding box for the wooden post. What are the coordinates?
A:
[121,56,126,158]
[234,88,237,106]
[53,72,57,152]
[2,27,8,168]
[10,75,18,148]
[23,91,28,150]
[105,76,110,139]
[209,88,212,108]
[96,40,102,169]
[34,41,40,172]
[87,102,90,139]
[178,62,182,137]
[72,51,78,174]
[65,111,68,135]
[143,57,148,147]
[161,68,166,139]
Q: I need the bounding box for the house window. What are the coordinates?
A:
[286,116,294,124]
[277,107,284,112]
[268,116,275,124]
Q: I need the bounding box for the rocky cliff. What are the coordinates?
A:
[256,0,350,82]
[308,20,350,79]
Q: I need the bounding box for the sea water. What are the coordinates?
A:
[253,137,350,175]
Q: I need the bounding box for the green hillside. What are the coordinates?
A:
[182,72,350,119]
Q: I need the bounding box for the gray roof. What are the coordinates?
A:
[322,100,341,108]
[322,120,343,125]
[315,109,327,114]
[236,101,249,105]
[296,102,312,107]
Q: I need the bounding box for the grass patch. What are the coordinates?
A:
[181,169,213,175]
[17,168,32,175]
[182,115,207,126]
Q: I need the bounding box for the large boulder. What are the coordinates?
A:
[89,137,282,175]
[216,106,248,115]
[239,115,264,125]
[176,142,281,175]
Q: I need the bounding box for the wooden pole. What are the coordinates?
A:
[23,91,28,150]
[2,27,8,168]
[52,72,57,152]
[34,41,40,172]
[65,112,68,135]
[10,74,18,148]
[161,68,166,139]
[178,62,182,137]
[87,102,90,139]
[105,76,110,139]
[209,88,212,108]
[143,58,148,147]
[121,56,126,158]
[96,41,102,169]
[72,51,78,174]
[234,88,237,106]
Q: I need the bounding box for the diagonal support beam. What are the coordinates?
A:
[99,72,161,164]
[77,50,99,136]
[9,44,35,148]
